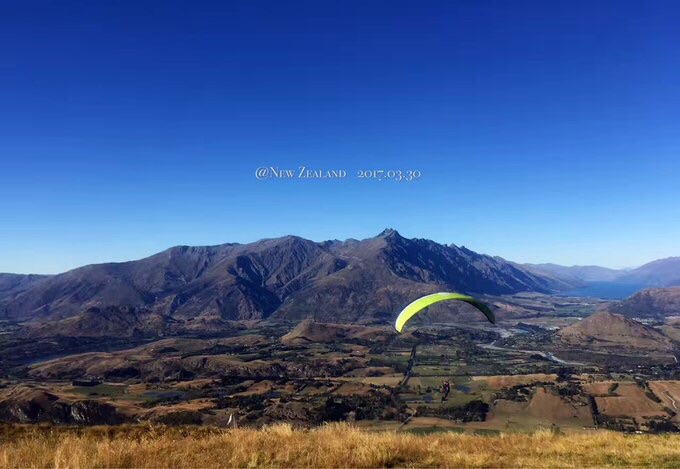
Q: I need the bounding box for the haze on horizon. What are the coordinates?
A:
[1,1,679,274]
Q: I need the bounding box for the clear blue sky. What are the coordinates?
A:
[1,1,679,274]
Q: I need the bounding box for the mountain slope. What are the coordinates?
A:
[0,237,343,322]
[275,230,569,322]
[607,287,680,319]
[0,230,567,332]
[522,263,623,282]
[616,257,680,287]
[0,273,50,297]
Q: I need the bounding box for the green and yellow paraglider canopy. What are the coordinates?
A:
[394,292,495,333]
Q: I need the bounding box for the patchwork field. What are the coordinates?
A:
[586,382,667,419]
[1,298,679,435]
[471,374,557,390]
[475,387,593,432]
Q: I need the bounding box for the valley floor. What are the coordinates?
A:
[1,423,680,468]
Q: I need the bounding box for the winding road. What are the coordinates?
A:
[663,390,678,410]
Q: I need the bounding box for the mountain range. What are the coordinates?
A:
[0,230,568,330]
[1,230,678,338]
[523,257,680,286]
[521,264,623,283]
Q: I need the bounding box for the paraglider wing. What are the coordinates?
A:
[394,292,495,333]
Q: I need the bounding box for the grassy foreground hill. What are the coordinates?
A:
[1,424,680,468]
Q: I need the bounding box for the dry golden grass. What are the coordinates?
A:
[1,423,679,468]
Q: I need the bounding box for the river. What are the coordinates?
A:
[477,339,584,366]
[424,322,585,366]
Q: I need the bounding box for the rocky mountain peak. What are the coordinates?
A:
[376,228,402,239]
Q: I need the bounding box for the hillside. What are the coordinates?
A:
[1,424,679,468]
[0,230,567,335]
[0,273,49,297]
[617,257,680,287]
[557,311,674,352]
[608,287,680,319]
[280,319,391,345]
[522,263,623,282]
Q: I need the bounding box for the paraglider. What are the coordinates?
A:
[441,380,451,401]
[394,292,495,333]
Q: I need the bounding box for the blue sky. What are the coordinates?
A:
[1,0,679,274]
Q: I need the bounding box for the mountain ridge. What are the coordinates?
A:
[523,257,680,287]
[607,287,680,319]
[522,264,623,283]
[0,230,569,333]
[615,257,680,287]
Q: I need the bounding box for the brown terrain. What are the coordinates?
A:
[556,310,675,352]
[0,233,678,437]
[584,382,668,420]
[0,314,677,434]
[280,319,391,345]
[2,423,679,468]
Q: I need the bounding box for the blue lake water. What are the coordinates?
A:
[557,281,649,300]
